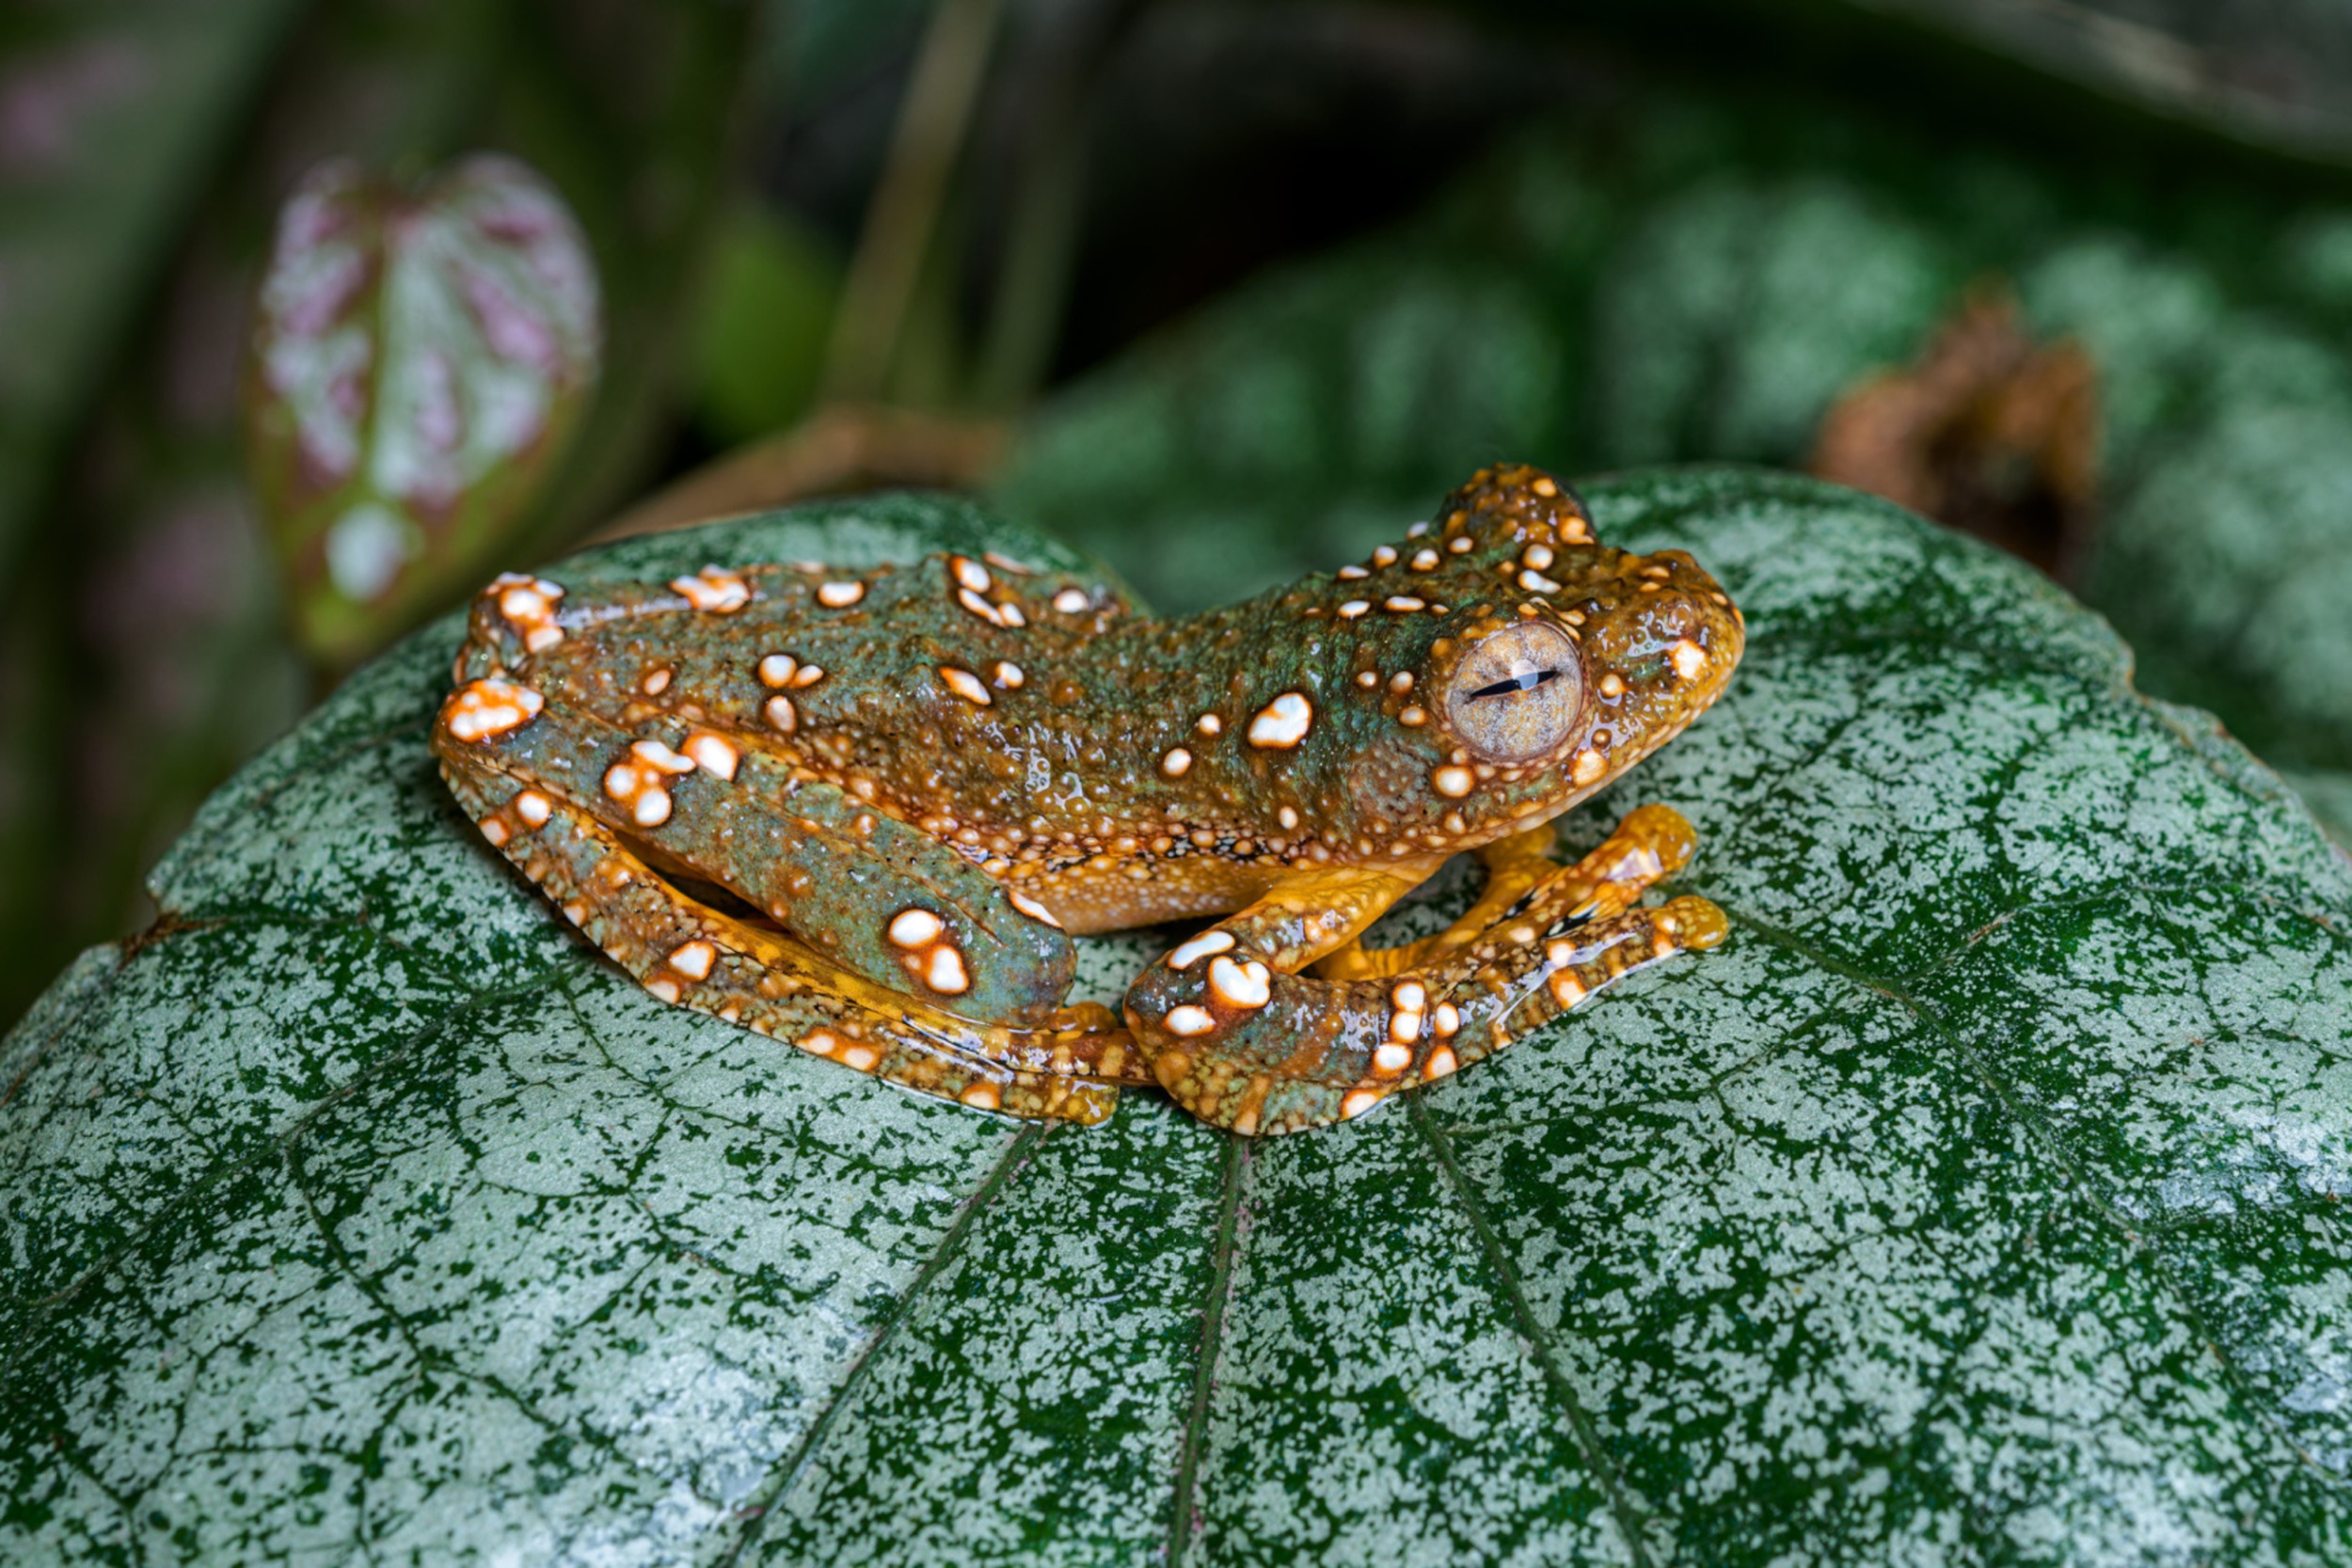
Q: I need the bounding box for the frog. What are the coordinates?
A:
[431,464,1743,1135]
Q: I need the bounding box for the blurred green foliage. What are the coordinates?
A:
[691,205,843,446]
[0,0,752,1023]
[995,90,2352,841]
[0,0,304,579]
[246,154,603,668]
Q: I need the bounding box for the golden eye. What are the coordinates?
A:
[1442,623,1583,763]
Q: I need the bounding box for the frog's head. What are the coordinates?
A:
[1304,464,1743,849]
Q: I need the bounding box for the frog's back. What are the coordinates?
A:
[451,553,1219,895]
[464,553,1124,707]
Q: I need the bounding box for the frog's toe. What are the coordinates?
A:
[1133,1038,1312,1138]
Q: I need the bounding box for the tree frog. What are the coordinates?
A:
[433,465,1743,1134]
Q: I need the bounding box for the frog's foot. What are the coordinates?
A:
[442,760,1143,1123]
[1124,805,1724,1135]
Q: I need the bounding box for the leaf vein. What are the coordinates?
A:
[1166,1132,1249,1568]
[1414,1098,1658,1568]
[1724,908,2352,1487]
[719,1121,1052,1566]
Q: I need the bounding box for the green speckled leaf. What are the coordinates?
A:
[7,473,2352,1564]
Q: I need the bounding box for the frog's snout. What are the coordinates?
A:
[1574,551,1744,741]
[1638,551,1745,677]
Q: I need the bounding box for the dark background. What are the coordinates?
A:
[7,0,2352,1029]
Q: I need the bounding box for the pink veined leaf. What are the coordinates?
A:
[245,152,601,668]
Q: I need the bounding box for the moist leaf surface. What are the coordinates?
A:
[4,474,2350,1565]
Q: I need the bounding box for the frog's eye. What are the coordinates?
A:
[1443,622,1583,763]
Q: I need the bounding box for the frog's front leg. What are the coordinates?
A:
[1312,805,1703,981]
[1126,809,1726,1135]
[435,689,1145,1122]
[1309,825,1565,983]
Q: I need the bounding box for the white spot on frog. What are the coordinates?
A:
[493,573,567,652]
[604,754,675,827]
[940,667,991,705]
[1207,956,1271,1009]
[443,678,544,741]
[1008,890,1062,928]
[630,739,695,775]
[1168,930,1234,969]
[683,731,739,780]
[925,945,971,995]
[1248,692,1313,749]
[672,566,752,613]
[888,909,945,948]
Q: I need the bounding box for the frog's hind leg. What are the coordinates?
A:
[439,750,1136,1125]
[437,683,1150,1083]
[1310,826,1564,982]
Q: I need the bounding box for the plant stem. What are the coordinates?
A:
[821,0,1007,406]
[973,0,1142,411]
